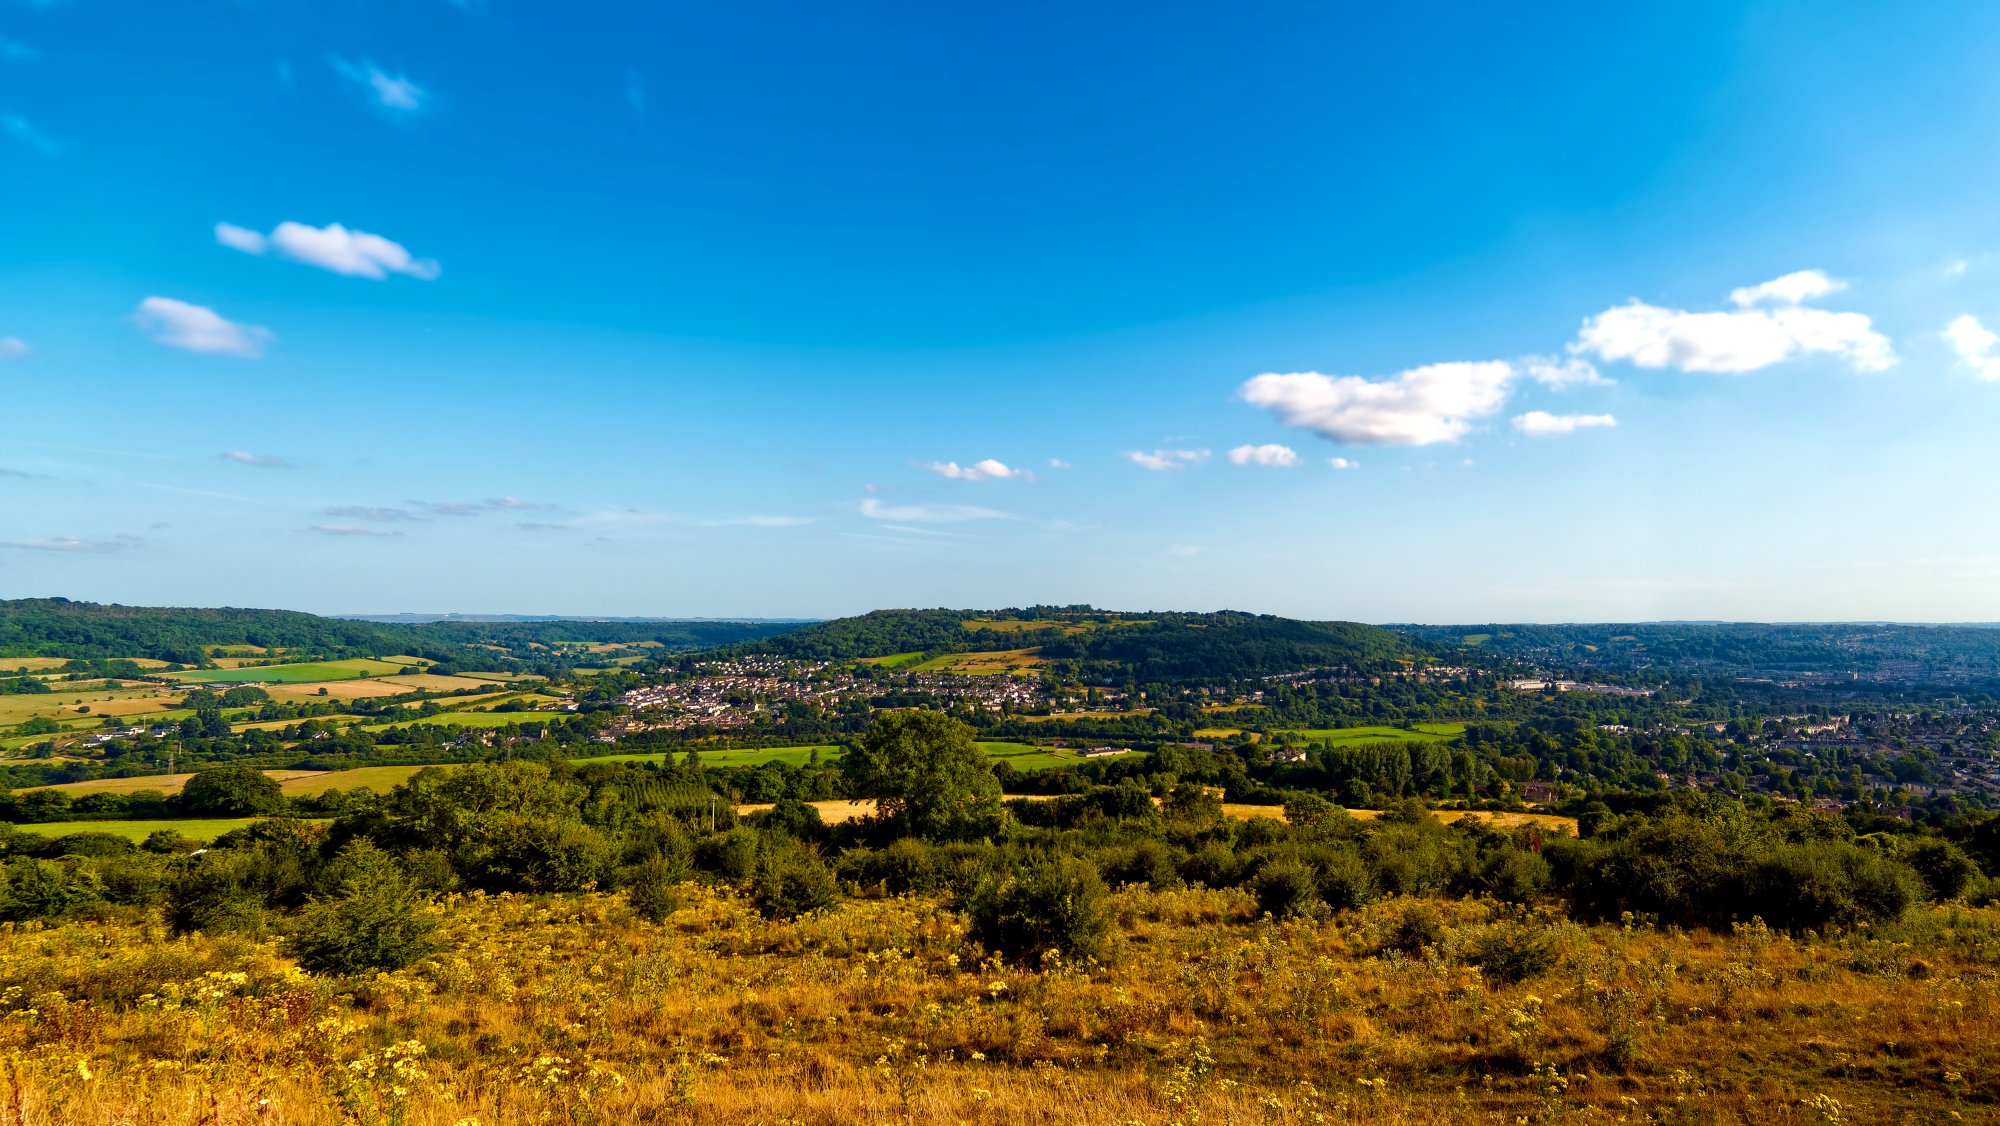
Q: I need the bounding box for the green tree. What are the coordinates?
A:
[841,710,1004,841]
[180,765,284,817]
[286,842,438,974]
[968,856,1110,965]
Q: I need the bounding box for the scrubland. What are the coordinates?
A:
[3,885,1994,1125]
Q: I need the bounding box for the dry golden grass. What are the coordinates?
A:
[265,680,415,702]
[27,768,420,798]
[0,658,72,673]
[375,674,509,693]
[2,887,1993,1124]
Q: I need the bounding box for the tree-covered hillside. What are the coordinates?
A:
[745,607,1414,681]
[0,598,807,666]
[0,599,414,663]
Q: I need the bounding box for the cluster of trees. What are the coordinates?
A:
[5,712,1996,983]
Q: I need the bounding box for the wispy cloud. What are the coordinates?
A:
[2,534,140,553]
[326,505,418,522]
[625,68,646,114]
[309,524,401,538]
[0,36,37,62]
[134,297,270,357]
[694,514,819,528]
[1226,443,1298,467]
[220,450,292,469]
[330,57,427,114]
[411,500,483,516]
[859,498,1008,523]
[921,458,1024,482]
[1047,458,1071,470]
[1512,411,1617,437]
[1,112,56,156]
[1126,448,1210,472]
[0,336,27,359]
[217,221,440,281]
[1328,457,1359,470]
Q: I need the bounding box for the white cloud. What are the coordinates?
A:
[1944,314,2000,382]
[412,500,482,516]
[859,498,1007,522]
[1573,272,1893,374]
[1126,448,1210,472]
[1729,269,1844,307]
[1328,457,1358,470]
[1226,443,1299,467]
[1167,544,1200,557]
[1241,361,1514,446]
[922,458,1021,482]
[331,57,427,113]
[488,496,551,511]
[1521,354,1608,388]
[214,222,267,255]
[1,534,139,553]
[0,336,27,359]
[1944,260,1971,280]
[134,297,270,357]
[219,220,439,281]
[221,450,292,469]
[310,524,401,537]
[1047,458,1071,470]
[695,514,818,528]
[1512,411,1617,436]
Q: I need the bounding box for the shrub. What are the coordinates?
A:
[0,857,101,921]
[1904,839,1979,901]
[1309,845,1377,911]
[1383,902,1447,956]
[696,826,761,882]
[1251,860,1322,919]
[627,856,687,923]
[750,842,839,920]
[473,817,614,893]
[1466,922,1556,984]
[1103,839,1178,891]
[286,842,437,975]
[969,856,1111,965]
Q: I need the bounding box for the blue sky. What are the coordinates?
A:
[6,0,2000,621]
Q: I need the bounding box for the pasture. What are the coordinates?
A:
[26,765,437,799]
[0,656,74,673]
[910,648,1043,675]
[168,659,415,685]
[575,744,847,770]
[1017,707,1155,722]
[1277,722,1465,745]
[856,652,926,669]
[12,817,327,842]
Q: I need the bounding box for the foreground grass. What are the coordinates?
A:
[1,888,1994,1123]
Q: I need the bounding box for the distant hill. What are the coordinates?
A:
[344,613,819,625]
[742,607,1414,682]
[0,598,809,665]
[0,598,412,663]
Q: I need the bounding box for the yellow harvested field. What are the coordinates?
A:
[0,657,72,672]
[266,680,416,701]
[0,688,177,725]
[377,674,502,692]
[28,765,433,798]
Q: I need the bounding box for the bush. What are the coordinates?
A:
[1383,902,1446,956]
[1309,845,1377,911]
[627,856,687,923]
[1904,839,1979,901]
[969,856,1111,965]
[750,842,839,920]
[473,817,614,893]
[1466,922,1556,984]
[286,842,437,975]
[1251,860,1322,919]
[0,857,101,921]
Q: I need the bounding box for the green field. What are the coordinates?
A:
[169,659,415,685]
[575,744,847,769]
[12,817,328,842]
[857,652,926,669]
[980,740,1105,771]
[1276,723,1465,745]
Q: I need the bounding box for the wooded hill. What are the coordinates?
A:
[0,598,803,665]
[743,607,1416,682]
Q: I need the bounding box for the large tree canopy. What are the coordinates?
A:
[841,710,1005,841]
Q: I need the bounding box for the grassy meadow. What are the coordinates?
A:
[166,659,417,685]
[2,885,1991,1123]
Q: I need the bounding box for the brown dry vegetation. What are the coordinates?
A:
[1,887,1994,1124]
